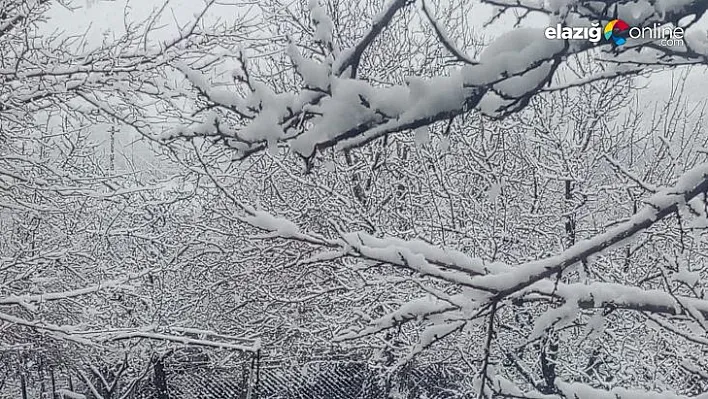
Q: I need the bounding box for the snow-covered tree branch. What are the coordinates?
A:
[4,0,708,398]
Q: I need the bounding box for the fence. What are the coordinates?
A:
[130,358,466,399]
[1,353,468,398]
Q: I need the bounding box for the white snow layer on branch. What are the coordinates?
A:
[287,43,331,90]
[308,0,334,46]
[556,379,708,399]
[335,296,459,340]
[492,374,708,399]
[528,279,708,321]
[101,330,260,352]
[473,163,708,295]
[404,320,466,360]
[166,26,570,155]
[337,163,708,343]
[0,271,147,308]
[56,390,87,399]
[475,28,563,96]
[342,233,492,275]
[222,163,708,330]
[685,28,708,56]
[244,210,301,237]
[321,28,564,152]
[173,62,245,108]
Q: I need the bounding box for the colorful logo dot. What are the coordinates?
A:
[604,19,631,45]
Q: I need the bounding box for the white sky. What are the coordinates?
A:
[43,0,221,162]
[45,0,214,43]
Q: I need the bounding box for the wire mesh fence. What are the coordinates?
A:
[1,351,468,399]
[130,359,466,399]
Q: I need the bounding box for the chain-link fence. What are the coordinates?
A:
[0,350,75,399]
[1,351,468,399]
[131,358,467,399]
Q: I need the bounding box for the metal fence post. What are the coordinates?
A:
[154,357,169,399]
[51,368,57,399]
[20,371,27,399]
[254,350,261,399]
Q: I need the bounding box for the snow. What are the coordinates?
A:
[238,82,295,146]
[56,390,87,399]
[342,232,488,275]
[544,0,575,15]
[287,43,331,90]
[478,91,508,117]
[406,73,467,117]
[583,311,605,340]
[7,1,708,397]
[556,380,708,399]
[335,73,472,151]
[653,0,697,20]
[322,159,335,172]
[245,210,301,237]
[291,78,410,155]
[308,0,334,45]
[673,268,700,287]
[438,136,450,152]
[335,296,455,340]
[619,0,658,24]
[342,239,481,287]
[414,126,430,147]
[472,163,708,293]
[454,27,565,116]
[487,180,503,202]
[407,321,465,359]
[174,62,244,108]
[670,163,708,193]
[469,27,563,88]
[529,300,579,341]
[528,279,698,318]
[685,28,708,56]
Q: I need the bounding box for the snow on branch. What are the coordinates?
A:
[474,163,708,299]
[201,159,708,332]
[161,0,708,161]
[419,0,477,65]
[0,311,96,346]
[166,25,573,157]
[492,374,708,399]
[343,233,491,275]
[335,296,460,341]
[332,0,414,77]
[0,306,261,352]
[0,271,150,309]
[100,330,261,353]
[314,162,708,361]
[555,379,708,399]
[308,0,335,49]
[528,280,708,320]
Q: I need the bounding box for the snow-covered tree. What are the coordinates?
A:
[0,2,260,396]
[4,0,708,398]
[155,0,708,397]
